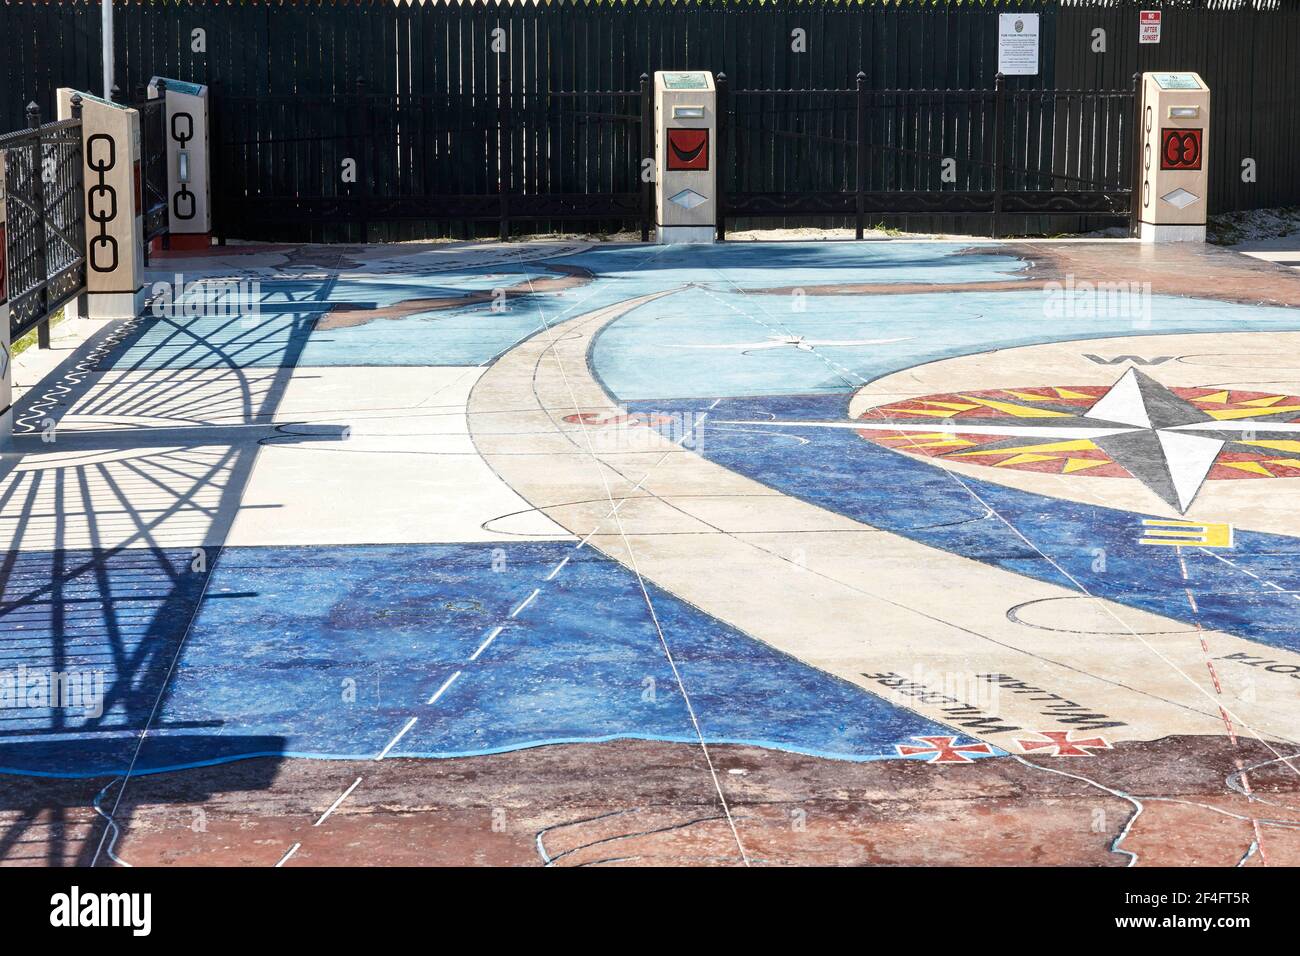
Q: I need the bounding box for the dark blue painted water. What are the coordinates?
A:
[630,393,1300,652]
[0,542,960,777]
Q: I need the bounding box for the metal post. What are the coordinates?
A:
[156,78,170,251]
[715,73,727,242]
[137,84,150,266]
[991,73,1005,240]
[101,0,114,101]
[355,78,370,243]
[69,94,89,325]
[640,73,651,243]
[210,81,227,246]
[498,90,509,242]
[25,103,52,349]
[1129,71,1142,239]
[855,71,867,241]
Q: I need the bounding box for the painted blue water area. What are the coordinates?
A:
[104,241,1039,372]
[630,393,1300,652]
[595,288,1300,400]
[553,239,1029,288]
[297,309,551,368]
[0,542,965,778]
[101,301,547,372]
[0,548,216,776]
[107,264,586,370]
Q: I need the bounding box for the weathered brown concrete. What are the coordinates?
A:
[751,241,1300,307]
[5,736,1296,867]
[317,263,593,329]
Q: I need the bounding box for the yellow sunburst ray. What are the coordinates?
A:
[957,395,1072,418]
[892,408,971,418]
[1238,395,1289,408]
[902,438,976,449]
[1238,439,1300,453]
[1063,458,1112,473]
[1208,405,1300,420]
[951,438,1099,458]
[993,453,1061,467]
[1220,460,1275,476]
[1004,390,1058,402]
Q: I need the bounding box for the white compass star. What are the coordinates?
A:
[720,368,1300,514]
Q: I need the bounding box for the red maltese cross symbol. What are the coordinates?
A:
[1017,731,1113,757]
[895,736,993,763]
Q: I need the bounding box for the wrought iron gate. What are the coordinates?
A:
[214,80,653,243]
[0,100,86,345]
[717,74,1138,239]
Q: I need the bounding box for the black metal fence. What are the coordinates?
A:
[720,74,1137,238]
[0,101,86,344]
[1,0,1297,230]
[215,86,651,242]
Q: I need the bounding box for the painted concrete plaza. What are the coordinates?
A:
[2,237,1300,865]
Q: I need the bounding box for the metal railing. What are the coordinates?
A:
[0,98,86,345]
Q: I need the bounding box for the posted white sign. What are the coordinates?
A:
[998,13,1040,76]
[1140,10,1162,44]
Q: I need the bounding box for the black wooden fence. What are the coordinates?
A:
[718,75,1137,239]
[214,86,650,242]
[2,0,1297,235]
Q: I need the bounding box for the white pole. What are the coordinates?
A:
[101,0,113,99]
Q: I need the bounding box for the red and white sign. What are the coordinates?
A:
[1140,10,1162,44]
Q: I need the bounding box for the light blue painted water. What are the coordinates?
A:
[593,287,1300,399]
[110,241,1038,371]
[553,240,1029,288]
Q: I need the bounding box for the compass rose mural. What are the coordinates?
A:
[852,368,1300,513]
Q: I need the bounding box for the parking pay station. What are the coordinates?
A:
[654,71,717,244]
[149,77,212,247]
[1138,72,1210,243]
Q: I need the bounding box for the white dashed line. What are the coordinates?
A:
[510,588,540,618]
[544,556,570,581]
[275,843,301,867]
[427,670,463,704]
[375,716,418,760]
[314,776,363,827]
[469,627,503,661]
[1201,547,1300,602]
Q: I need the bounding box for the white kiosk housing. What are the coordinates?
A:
[148,77,212,247]
[654,71,717,244]
[57,89,147,319]
[1138,72,1211,243]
